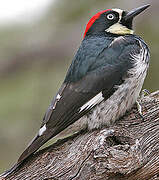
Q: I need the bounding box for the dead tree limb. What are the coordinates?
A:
[2,90,159,180]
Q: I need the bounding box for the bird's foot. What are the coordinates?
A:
[136,89,150,119]
[140,89,150,99]
[136,100,144,119]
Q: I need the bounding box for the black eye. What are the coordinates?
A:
[107,14,115,20]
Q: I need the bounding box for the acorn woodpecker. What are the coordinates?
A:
[2,4,150,177]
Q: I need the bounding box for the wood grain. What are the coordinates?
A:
[1,90,159,180]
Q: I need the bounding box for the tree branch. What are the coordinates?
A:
[2,90,159,180]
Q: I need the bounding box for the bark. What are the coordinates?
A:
[1,90,159,180]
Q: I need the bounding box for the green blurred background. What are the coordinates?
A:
[0,0,158,173]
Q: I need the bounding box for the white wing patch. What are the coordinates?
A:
[56,94,61,101]
[51,94,62,110]
[38,124,46,136]
[79,92,104,112]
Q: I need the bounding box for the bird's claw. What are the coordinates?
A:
[141,89,150,99]
[136,89,150,119]
[136,100,144,119]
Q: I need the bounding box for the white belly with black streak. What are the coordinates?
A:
[85,51,149,129]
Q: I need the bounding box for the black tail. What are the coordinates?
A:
[0,133,52,178]
[17,133,52,163]
[0,162,21,178]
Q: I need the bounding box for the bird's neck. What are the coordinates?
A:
[85,32,125,39]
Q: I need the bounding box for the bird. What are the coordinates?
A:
[1,4,150,177]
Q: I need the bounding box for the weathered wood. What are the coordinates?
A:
[1,90,159,180]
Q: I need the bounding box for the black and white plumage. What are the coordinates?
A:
[1,4,150,177]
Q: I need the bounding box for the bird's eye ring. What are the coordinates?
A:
[107,14,114,20]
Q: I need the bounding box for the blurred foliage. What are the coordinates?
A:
[51,0,114,22]
[0,0,158,173]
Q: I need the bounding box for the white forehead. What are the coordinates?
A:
[112,8,123,20]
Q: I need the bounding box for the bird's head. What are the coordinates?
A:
[83,4,150,38]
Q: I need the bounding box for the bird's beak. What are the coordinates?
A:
[123,4,150,21]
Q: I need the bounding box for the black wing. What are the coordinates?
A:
[17,35,142,164]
